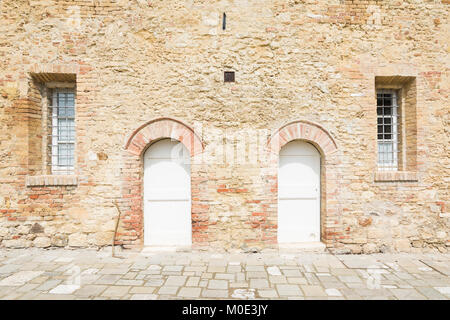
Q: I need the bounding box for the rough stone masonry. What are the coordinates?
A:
[0,0,448,253]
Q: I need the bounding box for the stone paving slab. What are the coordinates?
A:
[0,248,448,300]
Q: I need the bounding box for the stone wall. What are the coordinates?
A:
[0,0,448,253]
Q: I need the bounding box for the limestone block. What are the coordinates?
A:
[25,234,36,241]
[82,223,99,233]
[33,236,51,248]
[100,220,116,232]
[44,225,57,235]
[93,231,114,246]
[362,243,378,254]
[60,224,80,234]
[394,239,411,252]
[436,231,446,239]
[68,233,88,247]
[348,244,362,254]
[367,228,385,239]
[0,227,9,237]
[51,234,68,247]
[17,225,31,235]
[2,239,32,248]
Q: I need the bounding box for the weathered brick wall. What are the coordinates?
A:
[0,0,448,253]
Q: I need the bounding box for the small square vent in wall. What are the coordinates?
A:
[224,71,235,83]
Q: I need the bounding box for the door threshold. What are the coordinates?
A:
[278,242,326,253]
[141,245,192,254]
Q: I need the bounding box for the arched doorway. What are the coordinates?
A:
[143,139,191,246]
[278,140,321,243]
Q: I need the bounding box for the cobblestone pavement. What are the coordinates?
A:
[0,248,449,300]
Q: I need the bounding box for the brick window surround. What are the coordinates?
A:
[374,76,418,183]
[26,69,78,187]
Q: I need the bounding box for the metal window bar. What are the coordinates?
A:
[50,89,75,174]
[377,89,399,171]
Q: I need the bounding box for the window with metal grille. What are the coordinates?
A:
[377,89,399,171]
[49,89,75,174]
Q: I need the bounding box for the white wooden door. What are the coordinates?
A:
[278,140,321,243]
[144,139,191,246]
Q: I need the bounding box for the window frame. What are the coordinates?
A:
[376,89,399,171]
[49,88,76,175]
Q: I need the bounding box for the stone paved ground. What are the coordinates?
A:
[0,248,449,300]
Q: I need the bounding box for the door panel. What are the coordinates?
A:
[144,139,191,246]
[145,201,191,246]
[278,141,321,243]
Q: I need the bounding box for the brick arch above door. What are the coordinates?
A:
[268,120,338,157]
[118,117,206,248]
[125,117,204,157]
[266,119,342,249]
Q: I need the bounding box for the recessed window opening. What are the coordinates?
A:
[222,13,227,30]
[224,71,235,83]
[49,88,76,174]
[377,89,399,171]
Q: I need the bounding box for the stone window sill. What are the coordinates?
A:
[374,171,418,182]
[26,175,78,187]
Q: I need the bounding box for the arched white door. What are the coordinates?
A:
[143,139,191,246]
[278,140,321,243]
